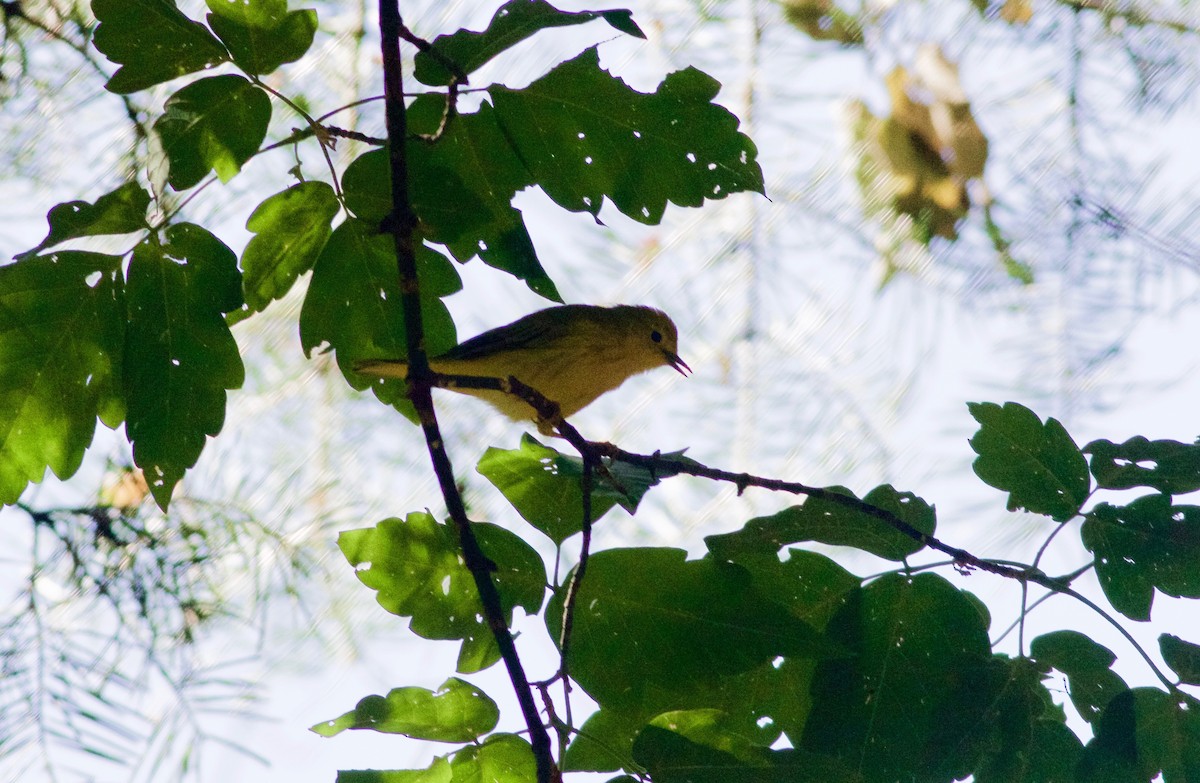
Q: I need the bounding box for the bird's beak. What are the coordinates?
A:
[665,351,692,377]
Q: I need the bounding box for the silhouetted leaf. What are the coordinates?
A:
[1084,436,1200,495]
[19,182,149,259]
[124,224,243,508]
[969,401,1090,521]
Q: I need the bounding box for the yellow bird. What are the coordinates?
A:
[355,304,690,434]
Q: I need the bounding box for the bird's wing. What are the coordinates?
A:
[439,311,556,360]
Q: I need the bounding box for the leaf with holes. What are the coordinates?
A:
[1081,495,1200,620]
[490,48,763,224]
[969,401,1090,521]
[1083,436,1200,495]
[311,677,498,742]
[124,224,244,508]
[0,252,125,505]
[18,182,150,259]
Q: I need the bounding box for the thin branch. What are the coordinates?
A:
[375,5,553,782]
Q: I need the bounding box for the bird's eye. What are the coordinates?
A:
[650,330,663,343]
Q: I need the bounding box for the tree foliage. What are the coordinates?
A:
[1,0,1199,782]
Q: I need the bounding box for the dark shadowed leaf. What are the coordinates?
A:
[413,0,644,86]
[154,74,271,190]
[706,484,934,562]
[19,182,150,259]
[1084,436,1200,495]
[801,573,998,782]
[490,48,763,224]
[1030,630,1129,724]
[298,220,458,415]
[93,0,229,94]
[1081,495,1200,621]
[546,548,835,713]
[206,0,317,75]
[124,224,244,508]
[968,401,1090,521]
[1160,634,1200,685]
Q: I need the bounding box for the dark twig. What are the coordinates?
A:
[556,453,595,742]
[376,6,553,782]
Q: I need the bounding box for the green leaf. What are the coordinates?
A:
[337,513,546,673]
[18,182,150,259]
[342,106,561,302]
[968,401,1090,521]
[449,734,535,783]
[476,434,670,544]
[239,181,339,317]
[490,48,764,224]
[298,220,458,415]
[1160,634,1200,685]
[413,0,645,86]
[546,548,835,713]
[632,713,859,783]
[124,224,244,509]
[335,758,453,783]
[801,573,998,783]
[1081,495,1200,621]
[1030,630,1129,725]
[154,74,271,190]
[310,677,498,742]
[0,252,125,505]
[563,550,855,773]
[1084,436,1200,495]
[705,484,934,562]
[1078,688,1200,782]
[206,0,317,75]
[973,656,1083,783]
[92,0,229,94]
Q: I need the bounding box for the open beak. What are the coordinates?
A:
[665,351,692,377]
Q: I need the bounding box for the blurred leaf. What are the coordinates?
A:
[0,252,125,505]
[1084,436,1200,495]
[546,548,835,713]
[298,220,457,414]
[92,0,229,94]
[1081,495,1200,621]
[1159,634,1200,685]
[414,0,644,86]
[968,401,1090,521]
[124,224,244,508]
[705,484,934,562]
[1030,631,1129,724]
[206,0,317,75]
[311,678,498,742]
[490,48,763,224]
[800,573,998,782]
[239,181,339,317]
[780,0,864,44]
[1078,688,1200,782]
[18,182,150,259]
[449,734,535,783]
[476,434,673,544]
[338,512,546,673]
[154,74,271,190]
